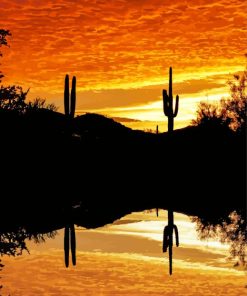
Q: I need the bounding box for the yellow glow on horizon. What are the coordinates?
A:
[75,88,230,131]
[89,211,230,254]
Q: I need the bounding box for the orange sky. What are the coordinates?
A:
[0,0,246,131]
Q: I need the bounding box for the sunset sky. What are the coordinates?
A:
[0,0,246,130]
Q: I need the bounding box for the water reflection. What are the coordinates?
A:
[0,211,246,295]
[0,227,57,292]
[64,224,76,267]
[0,229,57,257]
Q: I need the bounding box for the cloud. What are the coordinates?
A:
[2,249,245,295]
[39,74,227,112]
[1,213,245,295]
[0,0,245,128]
[0,0,245,90]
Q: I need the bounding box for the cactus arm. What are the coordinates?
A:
[70,224,76,266]
[64,225,70,268]
[64,74,70,116]
[173,95,179,117]
[70,76,76,118]
[173,224,179,247]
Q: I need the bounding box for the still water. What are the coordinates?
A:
[1,210,246,295]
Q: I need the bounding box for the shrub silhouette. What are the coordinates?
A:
[192,211,246,266]
[193,68,246,134]
[0,29,11,82]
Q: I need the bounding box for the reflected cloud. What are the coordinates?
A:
[2,250,245,295]
[1,210,246,295]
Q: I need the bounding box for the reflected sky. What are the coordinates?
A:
[1,210,246,295]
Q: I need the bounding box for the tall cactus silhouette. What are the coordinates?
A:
[63,74,77,268]
[64,74,76,119]
[162,67,180,275]
[163,67,179,133]
[156,125,159,217]
[162,211,179,275]
[70,223,76,266]
[64,224,76,267]
[64,226,70,268]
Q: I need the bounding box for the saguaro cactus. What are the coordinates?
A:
[64,224,77,267]
[64,74,76,118]
[156,125,159,217]
[163,67,179,133]
[162,67,180,275]
[162,211,179,275]
[70,223,76,266]
[63,74,77,268]
[64,226,70,268]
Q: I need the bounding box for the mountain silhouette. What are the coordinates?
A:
[0,110,245,232]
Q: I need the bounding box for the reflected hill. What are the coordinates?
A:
[0,110,245,231]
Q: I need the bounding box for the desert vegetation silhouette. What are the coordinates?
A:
[0,229,57,293]
[162,67,180,275]
[191,66,246,267]
[0,29,246,274]
[63,74,77,268]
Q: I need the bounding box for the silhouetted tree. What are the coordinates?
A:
[192,68,246,133]
[223,70,246,133]
[0,229,57,257]
[0,29,11,82]
[0,229,29,257]
[0,30,57,113]
[0,229,57,293]
[192,211,246,267]
[0,85,28,112]
[0,87,57,113]
[191,65,246,267]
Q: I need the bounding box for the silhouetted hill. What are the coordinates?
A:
[74,113,133,141]
[0,110,245,231]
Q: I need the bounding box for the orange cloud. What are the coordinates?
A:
[2,250,246,295]
[0,0,246,127]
